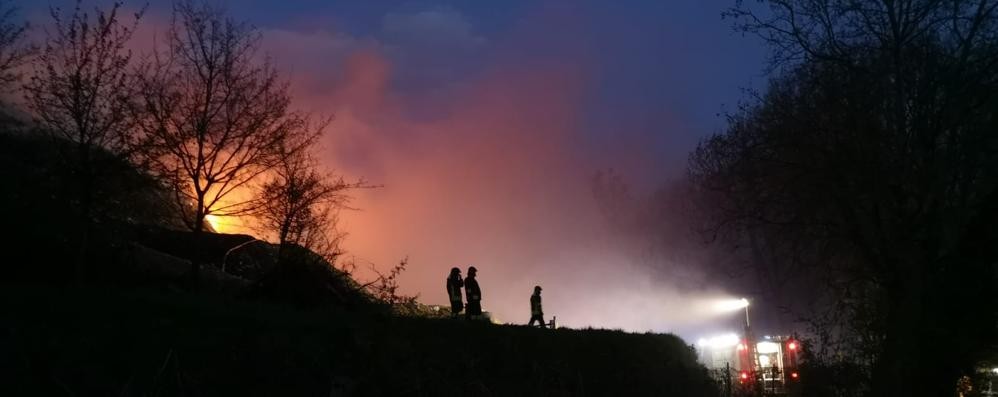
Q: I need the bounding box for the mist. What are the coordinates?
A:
[13,0,760,339]
[250,5,751,339]
[10,2,995,394]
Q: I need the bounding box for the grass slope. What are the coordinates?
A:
[0,284,718,397]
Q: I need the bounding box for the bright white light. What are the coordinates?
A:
[714,298,750,312]
[992,367,998,375]
[757,341,780,354]
[758,354,771,367]
[697,333,741,349]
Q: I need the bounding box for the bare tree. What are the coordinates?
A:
[135,0,303,282]
[250,140,379,309]
[256,124,368,270]
[0,0,31,92]
[24,1,143,278]
[364,257,418,307]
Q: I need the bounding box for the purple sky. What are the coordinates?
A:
[17,0,771,338]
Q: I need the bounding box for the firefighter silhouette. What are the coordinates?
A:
[446,267,464,316]
[464,266,482,318]
[528,285,546,328]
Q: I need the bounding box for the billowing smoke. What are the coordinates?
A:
[248,6,748,339]
[18,1,751,339]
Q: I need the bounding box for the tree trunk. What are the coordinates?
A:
[190,204,205,289]
[276,241,287,273]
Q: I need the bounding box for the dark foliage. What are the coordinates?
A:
[244,244,372,309]
[692,1,998,395]
[0,130,179,282]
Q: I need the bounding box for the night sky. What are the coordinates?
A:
[18,0,768,338]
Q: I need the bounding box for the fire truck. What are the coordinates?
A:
[696,333,802,396]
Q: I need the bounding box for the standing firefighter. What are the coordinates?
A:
[465,266,482,319]
[446,267,464,316]
[528,285,546,328]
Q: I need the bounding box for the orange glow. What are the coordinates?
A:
[203,209,254,235]
[197,183,260,236]
[191,7,694,333]
[106,4,717,335]
[204,214,225,233]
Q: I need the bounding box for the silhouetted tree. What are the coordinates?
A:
[135,0,304,282]
[365,257,418,307]
[691,1,998,395]
[24,1,143,278]
[256,124,368,269]
[0,0,30,92]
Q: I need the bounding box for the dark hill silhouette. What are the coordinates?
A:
[2,130,183,282]
[1,126,720,396]
[0,284,720,396]
[2,126,370,308]
[245,244,371,308]
[124,225,372,308]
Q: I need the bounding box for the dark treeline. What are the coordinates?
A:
[691,0,998,396]
[593,1,998,396]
